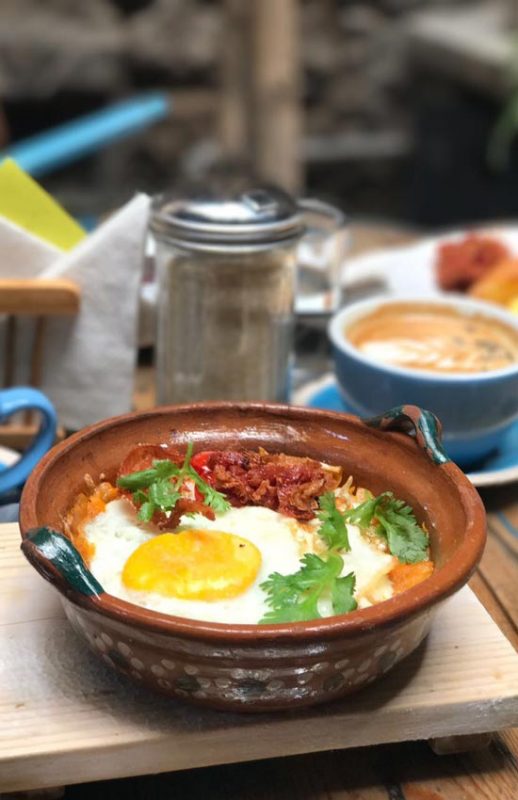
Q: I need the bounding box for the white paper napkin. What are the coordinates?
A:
[0,214,60,276]
[40,194,150,429]
[1,193,150,430]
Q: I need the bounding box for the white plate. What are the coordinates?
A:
[342,225,518,300]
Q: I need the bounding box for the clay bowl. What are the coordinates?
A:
[19,402,486,712]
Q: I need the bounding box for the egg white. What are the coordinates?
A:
[83,496,396,623]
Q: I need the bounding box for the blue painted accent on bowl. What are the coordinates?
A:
[363,405,450,465]
[307,380,518,474]
[24,528,104,596]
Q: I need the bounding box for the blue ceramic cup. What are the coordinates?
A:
[0,387,57,495]
[329,296,518,467]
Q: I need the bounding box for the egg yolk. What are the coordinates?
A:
[122,530,262,601]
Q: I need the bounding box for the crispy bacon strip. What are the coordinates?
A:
[117,443,184,479]
[192,449,342,521]
[435,234,509,292]
[117,444,342,526]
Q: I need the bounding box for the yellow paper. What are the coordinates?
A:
[0,158,86,250]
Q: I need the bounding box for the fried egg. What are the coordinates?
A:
[82,496,396,623]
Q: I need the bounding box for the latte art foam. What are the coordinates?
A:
[346,303,518,374]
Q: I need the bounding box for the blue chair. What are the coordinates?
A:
[0,92,171,178]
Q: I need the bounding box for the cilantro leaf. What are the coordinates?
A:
[181,442,194,471]
[317,492,350,551]
[132,489,149,505]
[343,492,429,564]
[260,493,361,623]
[201,483,232,514]
[137,501,156,522]
[342,494,377,530]
[116,459,179,491]
[116,469,156,491]
[116,446,231,526]
[260,552,352,623]
[187,466,231,514]
[331,572,357,614]
[377,498,429,564]
[148,479,181,510]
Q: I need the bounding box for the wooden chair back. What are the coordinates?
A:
[0,278,80,448]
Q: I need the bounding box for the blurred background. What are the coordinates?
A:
[2,0,518,230]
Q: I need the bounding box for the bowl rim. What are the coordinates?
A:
[328,295,518,383]
[19,402,487,642]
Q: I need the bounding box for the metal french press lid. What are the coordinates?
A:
[149,186,305,251]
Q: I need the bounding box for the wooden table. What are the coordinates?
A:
[3,488,517,800]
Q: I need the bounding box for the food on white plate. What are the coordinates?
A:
[433,232,518,312]
[64,444,434,624]
[469,259,518,311]
[435,233,510,292]
[346,301,518,374]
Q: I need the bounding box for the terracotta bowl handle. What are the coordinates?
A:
[363,405,450,466]
[21,527,104,599]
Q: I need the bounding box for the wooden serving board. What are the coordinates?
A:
[1,522,518,794]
